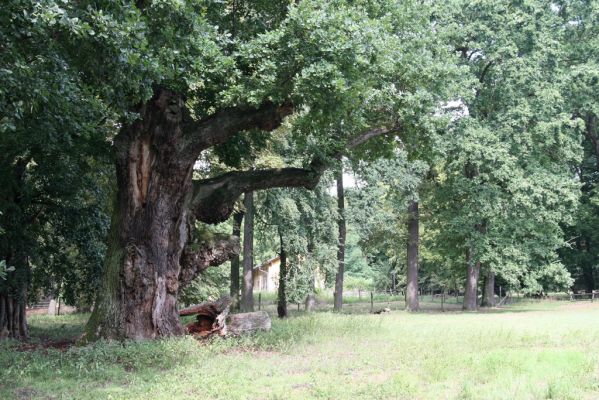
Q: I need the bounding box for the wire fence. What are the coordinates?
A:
[253,289,599,316]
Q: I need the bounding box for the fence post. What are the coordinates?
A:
[258,293,261,310]
[370,292,374,313]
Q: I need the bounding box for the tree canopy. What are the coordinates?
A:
[0,0,597,339]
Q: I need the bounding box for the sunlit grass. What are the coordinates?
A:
[2,302,599,399]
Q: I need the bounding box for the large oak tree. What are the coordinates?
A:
[0,0,456,340]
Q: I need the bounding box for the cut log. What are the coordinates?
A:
[227,311,271,335]
[180,296,271,338]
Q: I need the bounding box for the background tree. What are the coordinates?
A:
[557,0,599,292]
[0,0,113,337]
[430,0,580,310]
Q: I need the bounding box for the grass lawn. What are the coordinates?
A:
[2,301,599,399]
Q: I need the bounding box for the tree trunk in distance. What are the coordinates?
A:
[305,294,316,311]
[463,250,480,311]
[333,169,346,311]
[277,231,288,318]
[304,237,316,312]
[241,192,255,312]
[230,211,244,310]
[405,201,420,311]
[480,269,495,307]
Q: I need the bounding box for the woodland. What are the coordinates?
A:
[1,2,599,397]
[0,0,599,400]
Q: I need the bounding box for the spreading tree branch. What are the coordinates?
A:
[179,234,241,289]
[183,101,294,155]
[191,125,398,224]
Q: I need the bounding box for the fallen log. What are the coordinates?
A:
[180,296,271,338]
[227,311,271,335]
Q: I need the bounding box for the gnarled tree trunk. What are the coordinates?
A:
[85,89,293,341]
[85,90,197,340]
[405,201,420,311]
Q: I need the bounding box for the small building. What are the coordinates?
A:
[252,256,327,292]
[253,256,280,292]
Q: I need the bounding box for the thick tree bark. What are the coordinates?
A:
[230,211,244,310]
[85,91,196,340]
[241,192,254,312]
[179,234,240,289]
[480,269,495,307]
[277,229,288,318]
[405,201,420,312]
[334,169,346,311]
[463,250,480,311]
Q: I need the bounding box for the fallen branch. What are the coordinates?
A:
[180,295,271,338]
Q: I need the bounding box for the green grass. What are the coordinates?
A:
[2,302,599,399]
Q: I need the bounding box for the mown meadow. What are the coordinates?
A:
[3,301,599,400]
